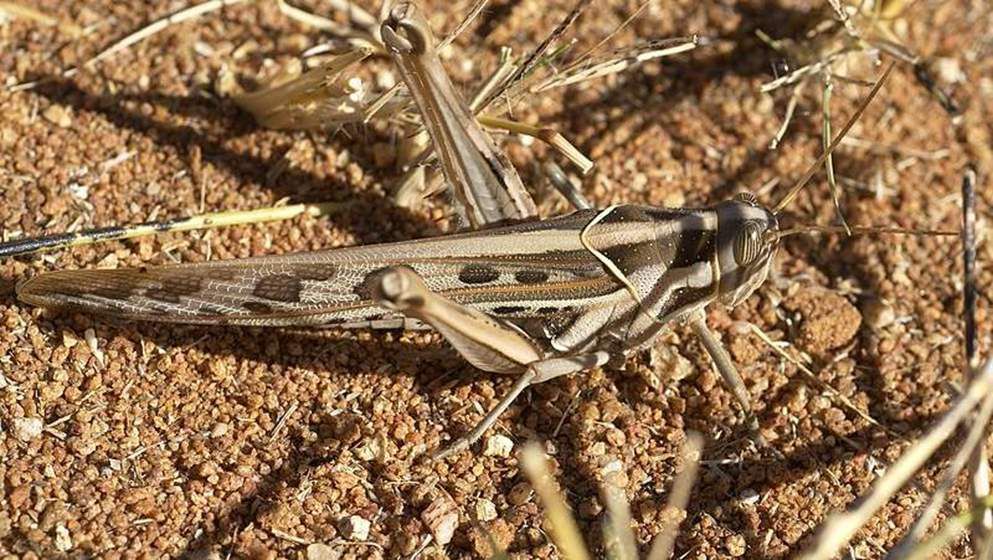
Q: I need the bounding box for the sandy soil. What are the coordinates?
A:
[1,0,991,558]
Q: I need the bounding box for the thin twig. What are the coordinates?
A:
[748,324,895,436]
[769,81,804,150]
[275,0,378,49]
[573,0,650,63]
[961,166,993,547]
[533,37,698,92]
[964,167,979,367]
[437,0,489,50]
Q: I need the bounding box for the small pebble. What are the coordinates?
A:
[474,498,497,522]
[507,482,532,505]
[339,515,370,541]
[935,57,965,83]
[346,77,365,102]
[601,459,623,477]
[84,328,105,366]
[650,344,693,381]
[355,437,382,461]
[54,524,72,552]
[95,252,118,269]
[862,300,895,330]
[375,69,395,89]
[61,331,79,348]
[726,533,746,557]
[67,183,89,200]
[210,423,229,438]
[483,434,514,457]
[42,105,72,128]
[739,488,761,506]
[13,417,44,442]
[664,190,686,207]
[421,497,459,546]
[306,543,340,560]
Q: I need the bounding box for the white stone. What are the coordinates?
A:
[483,434,514,457]
[474,498,498,522]
[739,488,761,505]
[54,524,73,551]
[421,497,459,546]
[13,417,43,442]
[42,105,72,128]
[339,515,370,541]
[306,542,340,560]
[210,423,229,438]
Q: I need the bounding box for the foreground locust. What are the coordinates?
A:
[15,3,905,459]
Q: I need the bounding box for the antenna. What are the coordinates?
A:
[774,224,958,240]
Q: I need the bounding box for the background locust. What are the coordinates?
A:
[12,2,952,460]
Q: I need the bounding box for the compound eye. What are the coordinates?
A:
[733,221,764,265]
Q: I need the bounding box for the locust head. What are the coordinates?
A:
[714,193,779,307]
[708,64,898,309]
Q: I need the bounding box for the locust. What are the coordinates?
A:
[11,2,951,460]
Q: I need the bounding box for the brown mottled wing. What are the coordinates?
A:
[17,259,366,326]
[17,211,623,328]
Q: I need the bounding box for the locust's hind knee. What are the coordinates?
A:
[368,265,541,374]
[370,266,427,312]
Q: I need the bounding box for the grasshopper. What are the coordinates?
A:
[12,3,943,460]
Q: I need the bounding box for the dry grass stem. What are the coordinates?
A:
[274,0,378,49]
[647,432,704,560]
[769,81,805,150]
[890,389,993,556]
[475,0,593,113]
[820,78,851,234]
[477,115,595,175]
[602,483,638,560]
[799,358,993,560]
[436,0,489,51]
[0,1,83,36]
[0,201,346,257]
[519,443,591,560]
[534,37,698,92]
[961,167,993,545]
[78,0,252,71]
[904,495,993,560]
